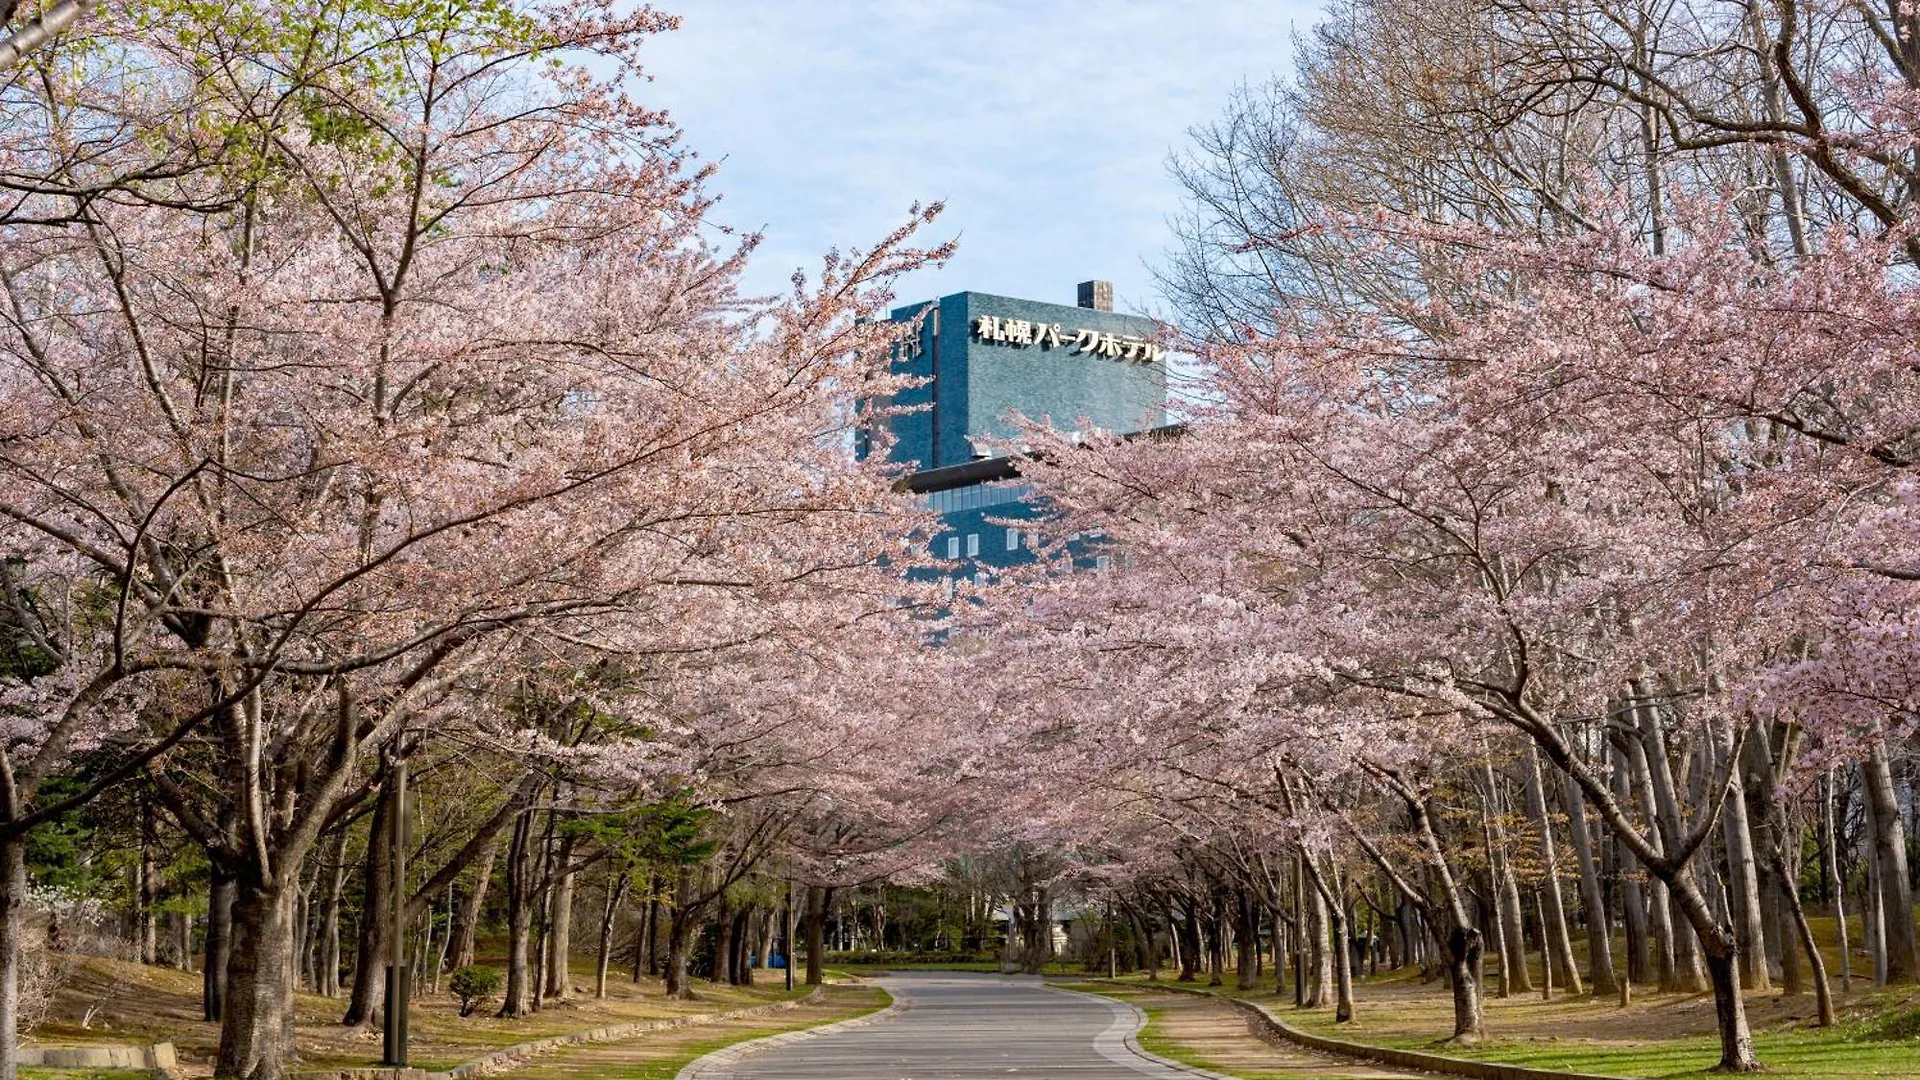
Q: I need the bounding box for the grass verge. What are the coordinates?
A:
[1278,995,1920,1079]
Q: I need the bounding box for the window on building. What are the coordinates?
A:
[966,533,980,557]
[1095,555,1111,572]
[943,577,956,600]
[1006,528,1020,551]
[945,536,960,560]
[974,572,988,589]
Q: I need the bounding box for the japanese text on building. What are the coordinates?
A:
[971,315,1163,364]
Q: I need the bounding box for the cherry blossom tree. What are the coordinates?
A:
[990,189,1920,1069]
[0,2,952,1076]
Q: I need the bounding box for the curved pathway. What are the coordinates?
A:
[682,972,1410,1079]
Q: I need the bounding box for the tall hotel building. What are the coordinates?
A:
[868,280,1167,577]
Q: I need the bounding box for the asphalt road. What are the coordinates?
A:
[682,971,1215,1079]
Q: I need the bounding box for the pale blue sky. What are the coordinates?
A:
[640,1,1324,317]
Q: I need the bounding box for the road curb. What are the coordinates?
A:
[1076,980,1632,1080]
[672,986,903,1080]
[1043,984,1240,1080]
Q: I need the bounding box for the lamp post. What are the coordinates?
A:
[1107,897,1117,980]
[382,758,409,1067]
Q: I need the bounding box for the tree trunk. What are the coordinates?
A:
[1701,944,1760,1072]
[138,802,159,966]
[733,909,754,985]
[431,884,453,994]
[343,787,392,1027]
[1720,756,1771,991]
[1396,897,1414,972]
[204,870,236,1022]
[1623,736,1677,988]
[663,902,694,1000]
[1446,917,1485,1040]
[1536,892,1554,1000]
[1636,703,1708,991]
[1235,888,1259,991]
[1822,771,1852,992]
[544,837,576,1001]
[1481,759,1533,992]
[1291,868,1304,1005]
[1612,744,1650,986]
[1306,878,1330,1006]
[1205,892,1224,987]
[497,812,535,1018]
[1270,905,1288,994]
[595,872,627,999]
[1864,740,1918,983]
[1020,887,1051,975]
[1864,793,1888,985]
[1742,728,1796,993]
[1177,902,1202,983]
[1312,863,1354,1022]
[1768,842,1834,1026]
[0,837,26,1080]
[1534,689,1761,1071]
[316,832,345,998]
[1563,768,1619,996]
[1131,909,1156,977]
[635,883,655,982]
[214,877,299,1080]
[450,830,499,973]
[1521,748,1583,995]
[1358,768,1485,1040]
[175,912,193,971]
[1478,797,1513,997]
[1438,890,1485,1026]
[711,891,734,986]
[529,823,553,1016]
[294,878,312,993]
[1164,899,1183,980]
[803,886,831,987]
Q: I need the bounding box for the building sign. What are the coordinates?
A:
[972,315,1162,364]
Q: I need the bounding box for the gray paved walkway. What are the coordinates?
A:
[681,971,1218,1078]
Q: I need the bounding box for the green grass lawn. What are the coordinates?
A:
[1092,960,1920,1080]
[1360,1029,1920,1079]
[1278,995,1920,1079]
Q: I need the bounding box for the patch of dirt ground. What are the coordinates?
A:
[29,955,820,1076]
[1091,984,1424,1079]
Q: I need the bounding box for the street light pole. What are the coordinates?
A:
[1107,897,1117,980]
[382,758,409,1067]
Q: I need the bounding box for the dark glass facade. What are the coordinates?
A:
[880,290,1166,473]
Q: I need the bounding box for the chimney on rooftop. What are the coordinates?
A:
[1076,280,1113,312]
